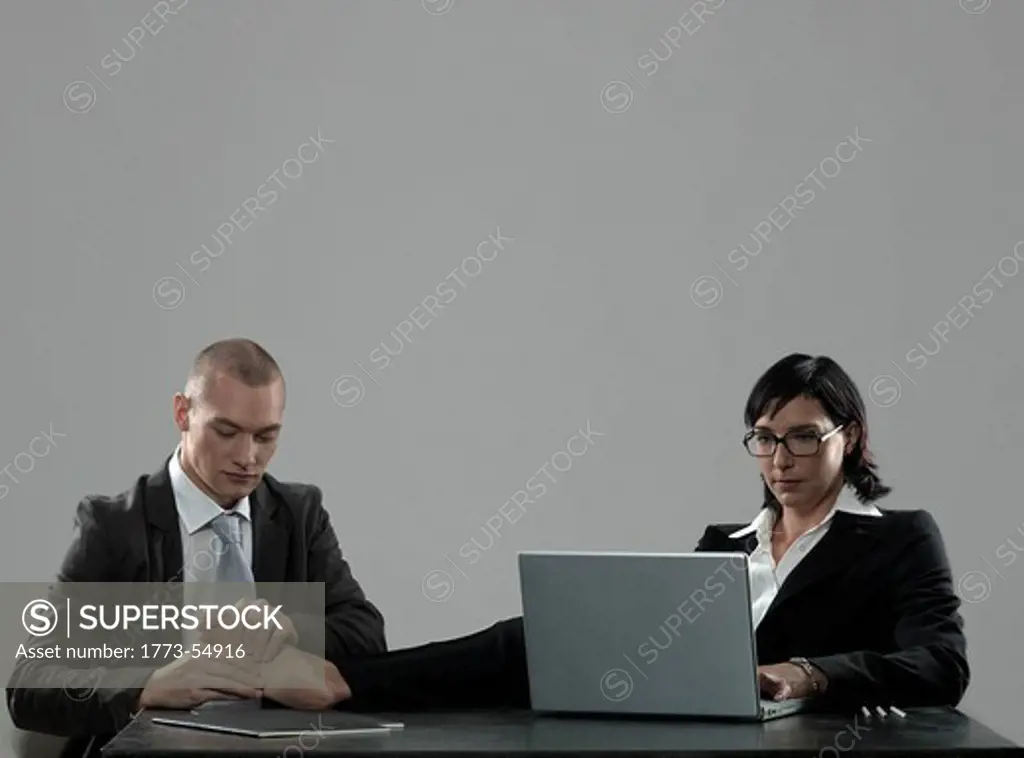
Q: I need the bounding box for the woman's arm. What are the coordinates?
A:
[336,617,529,711]
[807,511,970,707]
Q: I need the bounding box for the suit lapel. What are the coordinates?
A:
[143,457,184,583]
[757,510,883,627]
[250,480,290,582]
[145,459,292,583]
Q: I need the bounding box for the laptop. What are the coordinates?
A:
[517,551,809,721]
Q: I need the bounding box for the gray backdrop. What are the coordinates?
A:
[1,0,1021,753]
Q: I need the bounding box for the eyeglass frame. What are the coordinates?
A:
[742,424,846,458]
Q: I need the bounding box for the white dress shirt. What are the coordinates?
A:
[728,487,883,630]
[167,446,253,643]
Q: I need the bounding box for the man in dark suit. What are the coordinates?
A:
[6,338,385,755]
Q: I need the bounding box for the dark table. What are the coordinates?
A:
[101,707,1024,757]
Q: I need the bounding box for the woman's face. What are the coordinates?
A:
[751,395,854,510]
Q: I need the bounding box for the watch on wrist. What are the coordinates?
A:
[788,657,822,694]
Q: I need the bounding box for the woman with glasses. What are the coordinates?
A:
[326,353,969,712]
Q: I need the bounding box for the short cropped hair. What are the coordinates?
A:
[184,338,284,401]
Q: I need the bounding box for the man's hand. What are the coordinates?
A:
[138,653,263,710]
[261,646,351,710]
[757,662,821,701]
[255,599,298,662]
[199,598,298,663]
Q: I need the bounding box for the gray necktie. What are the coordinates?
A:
[186,513,255,642]
[210,512,255,588]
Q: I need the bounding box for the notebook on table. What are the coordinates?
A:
[150,700,404,738]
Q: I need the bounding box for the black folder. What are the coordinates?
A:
[149,700,403,738]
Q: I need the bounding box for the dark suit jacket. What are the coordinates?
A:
[334,507,969,712]
[698,507,969,709]
[6,458,387,749]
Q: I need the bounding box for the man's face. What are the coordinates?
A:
[173,371,285,506]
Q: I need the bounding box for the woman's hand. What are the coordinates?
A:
[757,662,825,700]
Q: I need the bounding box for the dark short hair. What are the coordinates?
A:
[743,353,891,509]
[185,338,284,400]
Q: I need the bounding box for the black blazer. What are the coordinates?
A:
[6,458,387,744]
[697,507,969,709]
[335,506,969,712]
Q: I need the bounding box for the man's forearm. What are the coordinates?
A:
[289,605,387,662]
[325,608,387,659]
[7,662,152,737]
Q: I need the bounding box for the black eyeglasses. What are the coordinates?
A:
[743,425,845,457]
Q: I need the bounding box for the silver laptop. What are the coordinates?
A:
[517,551,809,721]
